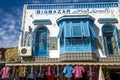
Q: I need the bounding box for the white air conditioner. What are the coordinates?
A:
[20,46,32,56]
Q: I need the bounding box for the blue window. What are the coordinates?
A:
[59,21,92,46]
[65,23,71,37]
[82,21,90,37]
[72,24,83,37]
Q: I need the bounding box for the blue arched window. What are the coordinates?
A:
[102,24,118,56]
[34,26,49,56]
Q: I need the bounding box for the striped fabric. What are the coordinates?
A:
[105,69,111,80]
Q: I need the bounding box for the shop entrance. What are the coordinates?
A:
[108,69,120,80]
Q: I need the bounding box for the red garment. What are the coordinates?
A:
[86,66,95,76]
[67,78,71,80]
[86,66,98,80]
[74,65,85,79]
[47,74,54,80]
[45,65,54,76]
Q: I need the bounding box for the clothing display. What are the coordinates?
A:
[63,65,74,78]
[74,65,85,79]
[17,66,27,77]
[86,66,98,80]
[45,65,54,80]
[27,66,35,78]
[35,65,45,78]
[0,66,10,79]
[0,65,100,80]
[9,66,17,79]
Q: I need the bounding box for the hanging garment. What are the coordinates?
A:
[86,66,98,80]
[9,66,17,78]
[0,64,4,80]
[35,65,45,78]
[27,66,31,78]
[45,65,54,76]
[54,65,61,78]
[45,65,54,80]
[27,66,35,78]
[86,66,95,76]
[14,78,20,80]
[17,66,27,77]
[15,66,20,78]
[60,66,66,80]
[104,69,111,80]
[0,66,10,79]
[74,65,85,79]
[67,78,71,80]
[47,74,54,80]
[63,65,74,78]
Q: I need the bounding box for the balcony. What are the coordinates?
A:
[60,44,98,61]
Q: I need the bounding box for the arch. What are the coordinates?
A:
[102,23,118,56]
[33,25,49,56]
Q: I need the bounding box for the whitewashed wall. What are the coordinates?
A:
[19,4,120,58]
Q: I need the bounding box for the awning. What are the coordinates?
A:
[32,19,52,25]
[98,18,118,24]
[6,62,120,66]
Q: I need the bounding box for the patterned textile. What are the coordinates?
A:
[105,70,111,80]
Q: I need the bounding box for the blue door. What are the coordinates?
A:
[34,27,48,56]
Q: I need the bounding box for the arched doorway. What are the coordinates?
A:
[34,26,49,56]
[102,23,118,56]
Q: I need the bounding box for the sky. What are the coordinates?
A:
[0,0,119,48]
[0,0,82,48]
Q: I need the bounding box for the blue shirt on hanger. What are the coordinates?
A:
[63,65,74,78]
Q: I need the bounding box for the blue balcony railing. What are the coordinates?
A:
[60,44,96,53]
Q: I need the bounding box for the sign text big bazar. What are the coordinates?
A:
[36,8,109,14]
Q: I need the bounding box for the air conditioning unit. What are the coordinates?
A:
[20,46,32,56]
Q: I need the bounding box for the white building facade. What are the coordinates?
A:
[19,1,120,59]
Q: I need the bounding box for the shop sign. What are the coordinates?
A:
[36,8,109,14]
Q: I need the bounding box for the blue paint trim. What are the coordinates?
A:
[57,15,95,25]
[82,21,90,37]
[32,19,52,25]
[114,28,120,55]
[58,24,63,38]
[98,18,118,23]
[27,3,118,9]
[89,25,98,38]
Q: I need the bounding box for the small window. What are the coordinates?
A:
[72,25,83,37]
[49,37,58,50]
